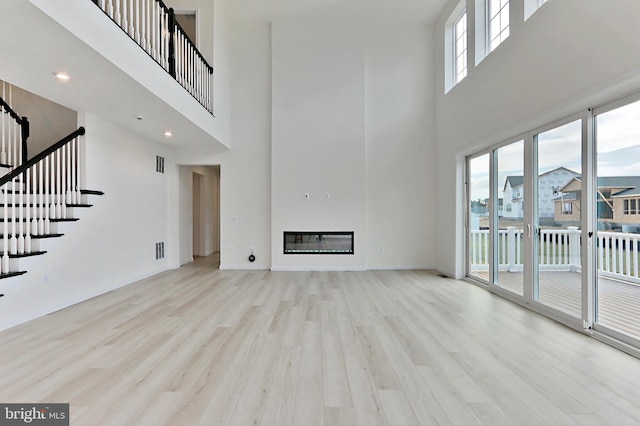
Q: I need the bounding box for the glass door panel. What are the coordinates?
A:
[468,154,491,282]
[535,120,582,317]
[495,140,524,295]
[595,99,640,340]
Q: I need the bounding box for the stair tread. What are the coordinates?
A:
[81,189,104,196]
[0,204,92,208]
[0,251,47,258]
[0,271,27,279]
[0,185,102,283]
[0,218,78,222]
[0,234,64,239]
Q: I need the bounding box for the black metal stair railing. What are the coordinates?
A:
[91,0,214,114]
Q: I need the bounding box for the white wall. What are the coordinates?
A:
[174,21,273,270]
[1,82,77,156]
[365,25,435,269]
[271,19,435,270]
[0,113,174,331]
[176,18,435,271]
[271,20,367,270]
[434,0,640,277]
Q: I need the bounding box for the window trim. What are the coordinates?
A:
[487,0,510,53]
[453,9,468,85]
[445,1,468,93]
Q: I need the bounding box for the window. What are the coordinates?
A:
[562,202,573,214]
[506,204,512,212]
[525,0,548,20]
[488,0,509,52]
[625,198,639,215]
[445,2,468,92]
[454,10,467,84]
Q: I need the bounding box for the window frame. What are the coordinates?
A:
[453,9,468,85]
[487,0,510,53]
[445,1,468,93]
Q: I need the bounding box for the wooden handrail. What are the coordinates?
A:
[0,97,23,124]
[0,127,85,187]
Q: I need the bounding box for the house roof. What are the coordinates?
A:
[561,176,640,193]
[504,176,524,191]
[503,167,579,191]
[597,176,640,189]
[612,187,640,198]
[539,166,580,178]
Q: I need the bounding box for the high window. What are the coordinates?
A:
[445,2,468,92]
[525,0,548,20]
[454,10,468,84]
[488,0,510,52]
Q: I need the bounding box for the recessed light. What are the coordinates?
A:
[54,72,70,82]
[164,131,173,138]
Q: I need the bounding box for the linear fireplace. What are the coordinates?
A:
[283,231,354,254]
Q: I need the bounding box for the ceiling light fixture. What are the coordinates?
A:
[164,130,173,138]
[54,72,70,82]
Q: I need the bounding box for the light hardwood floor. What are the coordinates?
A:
[2,256,640,425]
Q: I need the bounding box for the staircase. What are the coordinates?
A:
[0,89,102,283]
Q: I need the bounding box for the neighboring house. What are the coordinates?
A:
[502,167,580,221]
[555,176,640,227]
[502,176,524,219]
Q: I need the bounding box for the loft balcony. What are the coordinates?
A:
[0,0,229,152]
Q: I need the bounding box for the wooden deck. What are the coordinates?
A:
[470,270,640,339]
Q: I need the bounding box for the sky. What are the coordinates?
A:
[469,99,640,201]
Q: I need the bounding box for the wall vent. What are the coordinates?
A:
[155,242,165,259]
[156,155,165,173]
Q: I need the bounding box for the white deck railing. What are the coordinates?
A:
[470,227,640,284]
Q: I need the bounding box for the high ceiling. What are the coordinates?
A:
[226,0,451,23]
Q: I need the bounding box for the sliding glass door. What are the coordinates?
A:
[495,140,524,296]
[468,153,490,282]
[595,98,640,341]
[534,119,583,318]
[467,99,640,349]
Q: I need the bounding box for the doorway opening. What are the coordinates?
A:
[189,166,220,268]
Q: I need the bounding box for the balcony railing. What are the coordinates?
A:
[92,0,214,113]
[470,227,640,285]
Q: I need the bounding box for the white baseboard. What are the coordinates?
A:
[367,265,434,271]
[220,264,270,271]
[270,266,368,272]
